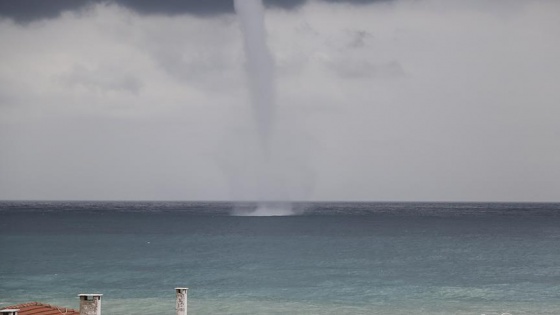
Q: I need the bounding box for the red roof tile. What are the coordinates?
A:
[1,302,79,315]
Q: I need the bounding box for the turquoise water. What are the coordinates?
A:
[1,202,560,314]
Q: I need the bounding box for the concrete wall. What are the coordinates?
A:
[79,294,102,315]
[176,288,188,315]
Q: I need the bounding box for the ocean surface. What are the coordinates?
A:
[1,201,560,315]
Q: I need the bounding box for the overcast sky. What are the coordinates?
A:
[1,0,559,202]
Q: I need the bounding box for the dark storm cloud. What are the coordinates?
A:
[0,0,388,22]
[0,0,92,22]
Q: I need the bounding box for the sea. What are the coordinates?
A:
[1,201,560,315]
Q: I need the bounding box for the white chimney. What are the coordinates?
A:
[0,309,19,315]
[78,294,102,315]
[175,287,188,315]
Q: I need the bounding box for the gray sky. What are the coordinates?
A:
[1,0,559,202]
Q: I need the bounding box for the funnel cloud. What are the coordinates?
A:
[234,0,295,216]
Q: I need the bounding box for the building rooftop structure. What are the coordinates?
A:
[1,302,79,315]
[2,288,186,315]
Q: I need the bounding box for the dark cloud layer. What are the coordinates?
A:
[0,0,387,22]
[0,0,91,22]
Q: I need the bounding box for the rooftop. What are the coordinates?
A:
[1,302,79,315]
